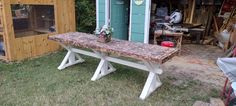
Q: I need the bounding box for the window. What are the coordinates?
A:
[0,35,4,56]
[11,5,56,38]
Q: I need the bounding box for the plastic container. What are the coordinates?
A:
[161,41,175,47]
[232,82,236,96]
[220,30,230,42]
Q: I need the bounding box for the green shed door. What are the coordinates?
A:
[110,0,129,40]
[130,0,146,42]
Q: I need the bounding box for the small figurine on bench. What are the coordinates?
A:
[97,25,113,43]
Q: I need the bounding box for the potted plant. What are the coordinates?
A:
[97,25,113,43]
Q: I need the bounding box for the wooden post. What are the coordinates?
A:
[213,16,219,33]
[189,0,195,24]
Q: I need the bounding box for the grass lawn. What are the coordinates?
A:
[0,51,220,106]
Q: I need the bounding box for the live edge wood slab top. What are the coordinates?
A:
[49,32,178,64]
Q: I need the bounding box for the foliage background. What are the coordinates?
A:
[75,0,96,33]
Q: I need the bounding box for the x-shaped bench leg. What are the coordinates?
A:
[91,51,116,81]
[58,45,85,70]
[139,62,163,100]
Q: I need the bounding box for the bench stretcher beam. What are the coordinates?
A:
[71,47,162,74]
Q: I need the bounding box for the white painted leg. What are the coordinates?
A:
[91,51,116,81]
[139,72,162,100]
[58,50,85,70]
[140,62,163,100]
[91,59,116,81]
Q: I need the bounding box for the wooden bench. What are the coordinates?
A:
[49,32,178,100]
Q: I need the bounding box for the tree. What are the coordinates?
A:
[75,0,96,33]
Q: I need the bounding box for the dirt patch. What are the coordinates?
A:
[163,44,226,88]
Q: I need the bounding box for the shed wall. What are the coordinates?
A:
[1,0,76,61]
[98,0,105,28]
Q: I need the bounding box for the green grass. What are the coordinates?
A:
[0,51,220,106]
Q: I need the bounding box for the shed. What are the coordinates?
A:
[95,0,151,43]
[0,0,76,61]
[95,0,225,44]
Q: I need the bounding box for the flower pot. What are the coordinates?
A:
[97,35,111,43]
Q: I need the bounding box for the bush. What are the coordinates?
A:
[75,0,96,33]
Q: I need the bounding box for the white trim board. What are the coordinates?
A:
[144,0,151,44]
[128,0,133,41]
[95,0,99,34]
[105,0,110,26]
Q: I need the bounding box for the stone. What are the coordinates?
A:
[209,98,224,106]
[193,101,210,106]
[172,80,184,86]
